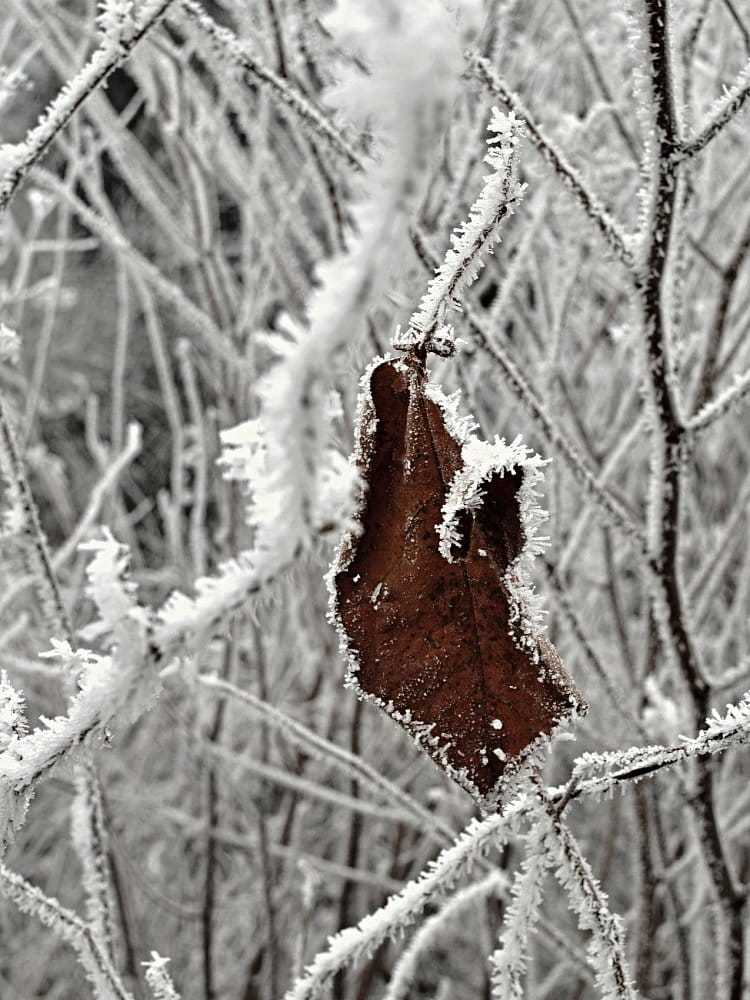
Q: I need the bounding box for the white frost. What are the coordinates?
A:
[436,432,550,649]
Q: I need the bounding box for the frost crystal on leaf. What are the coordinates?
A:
[437,434,550,648]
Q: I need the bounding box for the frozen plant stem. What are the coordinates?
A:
[0,393,69,632]
[411,228,651,563]
[468,54,635,270]
[635,2,746,995]
[0,0,178,215]
[176,0,364,173]
[0,392,126,968]
[0,864,132,1000]
[535,784,638,1000]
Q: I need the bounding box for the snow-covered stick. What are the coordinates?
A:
[0,863,133,1000]
[198,674,457,845]
[283,795,530,1000]
[626,4,745,992]
[539,792,639,1000]
[687,367,750,433]
[489,820,549,1000]
[396,107,526,357]
[467,53,635,269]
[678,56,750,161]
[385,872,508,1000]
[0,0,176,214]
[411,230,651,563]
[175,0,364,173]
[568,690,750,798]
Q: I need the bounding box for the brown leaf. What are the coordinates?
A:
[329,355,586,811]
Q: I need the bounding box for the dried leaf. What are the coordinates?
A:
[329,356,586,811]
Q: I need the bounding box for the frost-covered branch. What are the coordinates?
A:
[467,53,635,269]
[284,686,750,998]
[569,690,750,801]
[0,863,133,1000]
[396,108,526,356]
[626,8,745,990]
[70,766,117,961]
[284,796,528,1000]
[489,823,548,1000]
[386,872,507,1000]
[176,0,365,172]
[539,793,639,1000]
[0,0,176,214]
[198,674,457,844]
[0,533,155,853]
[678,57,750,160]
[152,549,291,662]
[687,367,750,433]
[412,231,651,563]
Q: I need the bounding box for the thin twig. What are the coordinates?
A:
[467,52,636,270]
[0,0,177,214]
